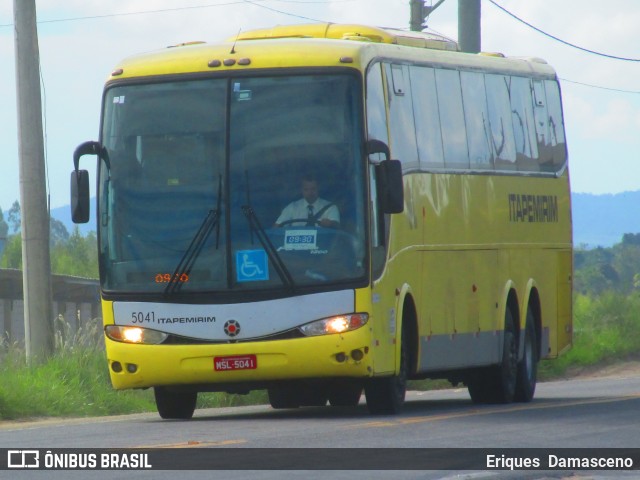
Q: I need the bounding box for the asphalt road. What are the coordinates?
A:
[2,372,640,479]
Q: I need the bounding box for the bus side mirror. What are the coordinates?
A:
[376,159,404,214]
[71,169,90,224]
[367,139,404,214]
[71,140,107,224]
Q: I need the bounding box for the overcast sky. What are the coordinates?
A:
[1,0,639,213]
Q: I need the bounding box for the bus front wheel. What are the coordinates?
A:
[328,381,362,407]
[268,384,327,409]
[154,387,197,419]
[365,333,408,414]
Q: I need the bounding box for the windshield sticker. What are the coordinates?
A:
[236,249,269,282]
[283,229,317,251]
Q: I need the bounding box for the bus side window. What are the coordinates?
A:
[410,65,444,169]
[544,80,567,172]
[366,63,389,146]
[385,63,419,170]
[532,79,554,171]
[435,69,469,169]
[510,76,539,172]
[460,71,493,170]
[485,74,517,170]
[366,63,389,278]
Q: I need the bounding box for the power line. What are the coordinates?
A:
[242,0,325,22]
[488,0,640,62]
[0,2,239,27]
[4,1,638,96]
[0,0,347,28]
[560,77,640,95]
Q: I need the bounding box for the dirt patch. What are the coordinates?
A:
[562,359,640,380]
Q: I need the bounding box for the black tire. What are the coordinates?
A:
[365,331,408,414]
[268,384,327,408]
[328,382,362,407]
[154,387,197,419]
[468,308,518,404]
[515,308,538,402]
[298,387,328,407]
[268,386,300,409]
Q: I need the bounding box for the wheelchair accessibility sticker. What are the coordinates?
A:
[236,249,269,282]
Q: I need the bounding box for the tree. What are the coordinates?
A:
[622,233,640,246]
[574,235,640,295]
[0,234,23,269]
[7,200,21,234]
[1,200,98,278]
[50,227,98,278]
[0,207,8,262]
[0,207,8,239]
[50,217,70,247]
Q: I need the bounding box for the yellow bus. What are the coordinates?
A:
[71,23,572,419]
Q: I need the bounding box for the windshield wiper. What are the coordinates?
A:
[164,208,219,296]
[165,175,223,296]
[241,205,295,290]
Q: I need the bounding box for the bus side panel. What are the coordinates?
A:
[417,173,502,372]
[419,249,500,371]
[416,171,571,372]
[555,249,573,356]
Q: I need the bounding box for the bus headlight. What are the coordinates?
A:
[299,313,368,337]
[105,325,169,345]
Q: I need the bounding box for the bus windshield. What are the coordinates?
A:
[98,73,367,296]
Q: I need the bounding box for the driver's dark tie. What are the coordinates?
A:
[306,204,314,226]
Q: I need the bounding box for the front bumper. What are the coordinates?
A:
[106,326,373,390]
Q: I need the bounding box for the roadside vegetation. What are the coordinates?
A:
[0,204,639,420]
[0,319,267,420]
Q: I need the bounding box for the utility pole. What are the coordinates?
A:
[458,0,481,53]
[409,0,481,53]
[410,0,447,32]
[13,0,54,361]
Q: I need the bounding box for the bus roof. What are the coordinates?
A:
[108,23,557,82]
[231,23,459,51]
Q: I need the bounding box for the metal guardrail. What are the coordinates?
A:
[0,269,101,343]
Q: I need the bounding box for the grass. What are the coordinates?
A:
[1,292,639,420]
[0,317,267,421]
[538,292,640,378]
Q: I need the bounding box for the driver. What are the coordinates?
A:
[274,174,340,228]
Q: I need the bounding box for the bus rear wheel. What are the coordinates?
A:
[154,387,197,419]
[515,308,538,402]
[468,308,518,404]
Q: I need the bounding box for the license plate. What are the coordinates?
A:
[214,355,257,371]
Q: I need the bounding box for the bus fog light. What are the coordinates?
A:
[351,349,364,361]
[105,325,169,345]
[126,363,138,373]
[299,313,369,336]
[111,361,123,373]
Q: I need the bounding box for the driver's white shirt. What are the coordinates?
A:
[275,198,340,226]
